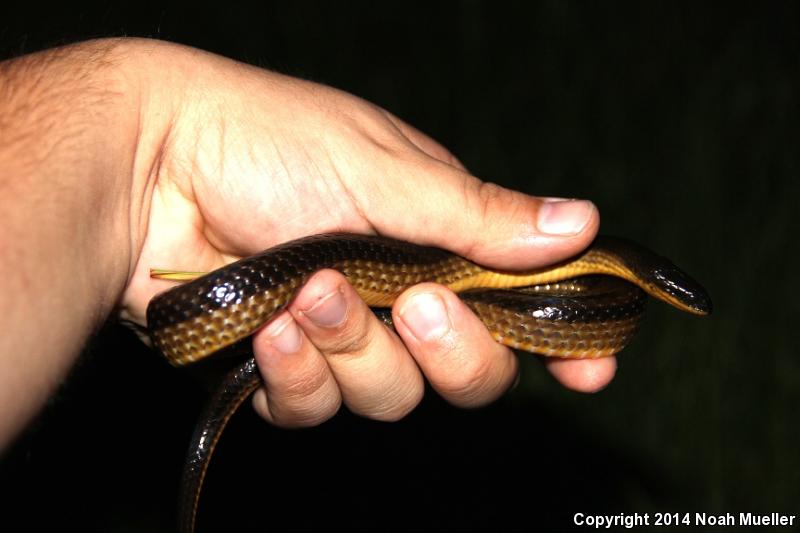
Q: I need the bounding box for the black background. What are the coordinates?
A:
[1,2,798,532]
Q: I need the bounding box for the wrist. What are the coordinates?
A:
[1,39,148,311]
[0,38,155,448]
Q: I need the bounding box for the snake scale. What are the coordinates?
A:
[145,233,712,532]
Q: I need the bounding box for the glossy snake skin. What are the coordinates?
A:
[146,233,712,533]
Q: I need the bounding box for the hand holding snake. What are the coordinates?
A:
[1,39,712,533]
[117,39,612,428]
[1,38,611,450]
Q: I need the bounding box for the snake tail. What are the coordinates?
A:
[178,358,260,533]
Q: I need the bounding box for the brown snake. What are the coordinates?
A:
[145,233,712,532]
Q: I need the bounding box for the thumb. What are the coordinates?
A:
[357,156,599,269]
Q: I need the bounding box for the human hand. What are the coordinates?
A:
[117,39,612,427]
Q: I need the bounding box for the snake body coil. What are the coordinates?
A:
[145,233,711,533]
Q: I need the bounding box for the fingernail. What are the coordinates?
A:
[263,314,302,353]
[301,286,347,328]
[537,199,595,235]
[399,293,450,341]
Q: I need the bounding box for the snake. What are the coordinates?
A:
[145,233,712,533]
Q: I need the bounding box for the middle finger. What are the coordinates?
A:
[288,269,426,421]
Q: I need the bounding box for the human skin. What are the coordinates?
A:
[0,38,615,451]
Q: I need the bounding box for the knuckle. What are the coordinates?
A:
[320,316,375,358]
[281,365,332,401]
[432,347,495,401]
[270,378,342,428]
[363,384,424,423]
[338,350,425,423]
[427,144,460,168]
[471,181,526,231]
[456,179,518,256]
[273,398,342,429]
[474,181,506,223]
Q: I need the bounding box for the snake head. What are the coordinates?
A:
[649,266,713,315]
[592,236,713,316]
